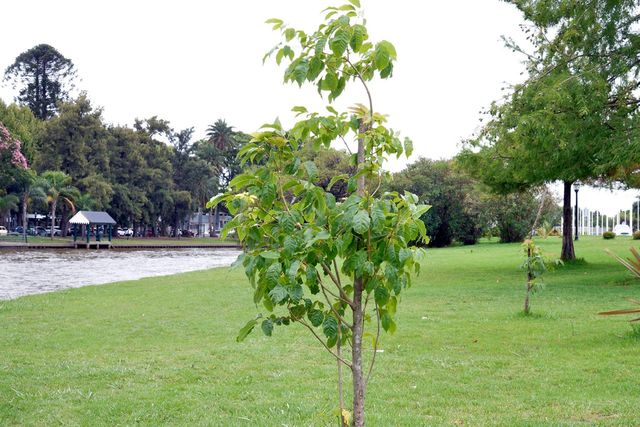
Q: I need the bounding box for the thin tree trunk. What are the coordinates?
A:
[351,120,367,427]
[50,200,57,240]
[561,181,575,261]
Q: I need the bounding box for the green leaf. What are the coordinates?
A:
[261,319,274,336]
[292,105,308,116]
[265,18,283,30]
[269,284,288,304]
[375,285,389,306]
[308,309,324,327]
[387,296,397,316]
[237,319,258,342]
[304,160,318,181]
[327,174,348,191]
[330,28,351,57]
[266,263,281,287]
[399,248,412,266]
[285,28,295,42]
[307,56,324,81]
[371,202,385,233]
[260,250,280,260]
[348,0,361,7]
[320,72,338,91]
[323,315,338,339]
[352,209,371,234]
[280,213,296,233]
[404,137,413,157]
[288,283,304,303]
[283,235,298,256]
[287,260,301,282]
[381,312,396,334]
[374,40,397,71]
[306,264,319,294]
[350,24,367,52]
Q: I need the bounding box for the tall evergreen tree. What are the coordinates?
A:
[4,44,76,120]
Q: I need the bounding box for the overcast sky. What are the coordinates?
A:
[1,0,638,215]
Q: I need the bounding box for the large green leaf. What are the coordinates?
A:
[237,319,258,342]
[269,284,288,304]
[352,209,371,234]
[322,315,338,339]
[308,309,324,327]
[330,28,351,57]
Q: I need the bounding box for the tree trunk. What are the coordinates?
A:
[561,181,575,261]
[60,204,69,237]
[210,207,215,237]
[50,200,57,240]
[351,120,367,427]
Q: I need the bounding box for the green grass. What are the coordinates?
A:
[1,236,639,425]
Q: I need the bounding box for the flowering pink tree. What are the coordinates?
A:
[0,123,28,169]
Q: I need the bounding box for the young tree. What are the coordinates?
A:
[208,3,426,425]
[3,44,76,120]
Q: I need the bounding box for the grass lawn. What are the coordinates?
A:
[1,236,639,425]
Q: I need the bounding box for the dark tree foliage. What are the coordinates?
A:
[392,158,484,247]
[4,44,76,120]
[299,144,355,200]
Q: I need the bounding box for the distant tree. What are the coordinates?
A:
[3,44,76,120]
[458,0,640,261]
[0,122,29,188]
[0,99,41,163]
[392,159,484,247]
[299,145,355,200]
[36,94,109,179]
[0,194,19,228]
[206,119,234,150]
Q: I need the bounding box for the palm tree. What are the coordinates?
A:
[205,119,235,151]
[0,194,19,229]
[38,171,78,239]
[13,168,45,241]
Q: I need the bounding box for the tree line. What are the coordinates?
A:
[0,45,247,237]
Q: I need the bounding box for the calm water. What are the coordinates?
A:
[0,248,242,300]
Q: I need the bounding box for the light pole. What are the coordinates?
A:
[574,182,581,241]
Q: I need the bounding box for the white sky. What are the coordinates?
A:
[1,0,638,214]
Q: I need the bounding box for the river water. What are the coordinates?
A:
[0,248,242,300]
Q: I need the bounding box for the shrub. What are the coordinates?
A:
[603,231,616,239]
[548,228,560,237]
[633,230,640,240]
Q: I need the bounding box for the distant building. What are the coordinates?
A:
[187,212,232,237]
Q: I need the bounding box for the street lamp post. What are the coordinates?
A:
[574,182,581,241]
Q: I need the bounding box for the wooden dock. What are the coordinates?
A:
[0,241,241,250]
[74,241,112,249]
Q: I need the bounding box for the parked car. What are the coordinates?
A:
[13,226,24,234]
[117,227,134,237]
[0,226,7,236]
[43,227,62,237]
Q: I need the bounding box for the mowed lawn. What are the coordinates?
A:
[1,237,639,426]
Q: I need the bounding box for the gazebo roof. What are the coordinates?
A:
[69,211,116,225]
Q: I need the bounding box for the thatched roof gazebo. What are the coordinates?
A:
[69,211,116,246]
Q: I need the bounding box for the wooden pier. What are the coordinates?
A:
[74,241,112,249]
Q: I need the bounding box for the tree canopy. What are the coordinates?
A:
[4,44,76,120]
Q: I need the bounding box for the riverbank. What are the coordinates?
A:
[1,237,639,425]
[0,237,241,250]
